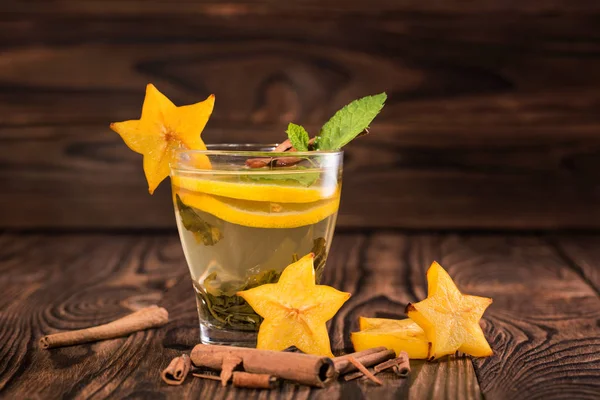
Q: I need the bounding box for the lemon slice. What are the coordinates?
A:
[176,189,340,229]
[172,175,337,204]
[351,317,431,359]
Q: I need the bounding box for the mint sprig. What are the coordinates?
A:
[316,93,386,150]
[286,123,310,151]
[284,92,386,151]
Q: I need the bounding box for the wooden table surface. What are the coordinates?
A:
[1,231,599,399]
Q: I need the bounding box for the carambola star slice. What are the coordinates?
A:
[406,262,493,360]
[110,84,214,194]
[237,253,351,357]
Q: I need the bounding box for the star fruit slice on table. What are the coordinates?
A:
[110,84,214,194]
[237,253,351,357]
[406,261,493,360]
[351,316,431,359]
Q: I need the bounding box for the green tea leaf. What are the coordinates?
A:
[286,123,310,151]
[192,241,328,332]
[193,237,327,331]
[311,237,328,284]
[317,92,387,150]
[176,195,223,246]
[193,268,282,331]
[244,269,281,289]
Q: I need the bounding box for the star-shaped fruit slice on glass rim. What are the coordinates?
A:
[110,84,214,194]
[406,261,493,360]
[237,253,351,357]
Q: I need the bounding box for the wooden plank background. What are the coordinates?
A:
[1,1,600,229]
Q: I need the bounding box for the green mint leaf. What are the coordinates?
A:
[242,167,319,187]
[318,92,387,150]
[311,135,322,151]
[286,123,310,151]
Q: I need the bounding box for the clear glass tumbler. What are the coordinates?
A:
[170,144,343,346]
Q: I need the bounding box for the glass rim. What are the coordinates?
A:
[176,143,343,157]
[171,143,343,174]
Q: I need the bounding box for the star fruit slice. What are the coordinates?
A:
[237,253,351,357]
[351,316,431,359]
[406,262,493,360]
[110,84,214,194]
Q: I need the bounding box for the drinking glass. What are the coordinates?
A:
[170,144,343,346]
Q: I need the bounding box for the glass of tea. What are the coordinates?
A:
[171,144,343,346]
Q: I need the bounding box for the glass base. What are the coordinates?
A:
[200,322,258,347]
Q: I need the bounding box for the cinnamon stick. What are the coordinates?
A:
[245,156,303,168]
[193,371,278,389]
[40,306,169,349]
[392,351,411,378]
[334,348,395,374]
[220,355,242,386]
[345,351,411,381]
[393,364,410,378]
[245,158,273,168]
[375,351,410,377]
[190,343,336,387]
[344,368,375,382]
[333,347,386,366]
[373,358,400,373]
[245,138,317,168]
[274,139,293,152]
[192,372,221,381]
[161,354,191,385]
[232,372,278,389]
[347,356,382,386]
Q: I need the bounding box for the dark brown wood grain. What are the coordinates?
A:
[3,125,600,229]
[0,233,186,397]
[4,0,600,15]
[548,236,600,294]
[1,232,598,399]
[431,235,600,399]
[1,2,600,229]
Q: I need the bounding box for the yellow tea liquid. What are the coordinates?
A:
[172,172,339,345]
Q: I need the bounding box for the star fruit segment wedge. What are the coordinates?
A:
[351,317,431,359]
[237,253,351,357]
[172,175,337,204]
[175,188,340,229]
[406,262,493,360]
[110,84,214,194]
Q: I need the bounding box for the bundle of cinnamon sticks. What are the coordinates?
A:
[161,344,411,389]
[37,304,410,390]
